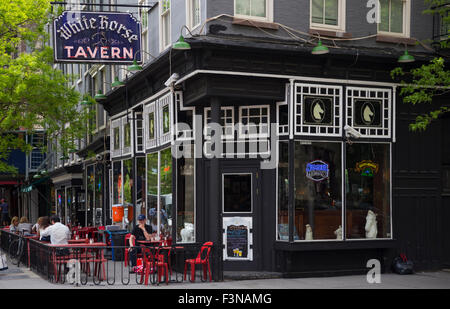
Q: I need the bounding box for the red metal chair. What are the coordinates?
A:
[124,233,132,267]
[140,246,155,285]
[184,241,213,282]
[155,252,169,285]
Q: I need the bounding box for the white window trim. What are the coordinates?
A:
[234,0,274,23]
[377,0,411,38]
[186,0,202,30]
[159,0,171,52]
[144,101,158,149]
[139,0,150,62]
[121,115,134,157]
[204,106,235,140]
[310,0,346,32]
[238,105,270,139]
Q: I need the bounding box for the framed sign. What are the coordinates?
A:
[53,11,141,63]
[223,217,253,261]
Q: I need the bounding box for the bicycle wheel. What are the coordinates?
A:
[9,240,20,265]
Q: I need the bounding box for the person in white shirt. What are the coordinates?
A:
[40,215,71,245]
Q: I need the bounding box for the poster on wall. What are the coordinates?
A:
[223,217,253,261]
[53,11,141,63]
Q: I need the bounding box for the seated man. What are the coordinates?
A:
[40,215,71,245]
[128,214,153,272]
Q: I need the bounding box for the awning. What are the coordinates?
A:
[0,181,18,185]
[20,176,50,193]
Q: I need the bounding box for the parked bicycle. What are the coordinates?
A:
[8,231,26,266]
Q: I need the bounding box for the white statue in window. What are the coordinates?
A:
[180,222,194,242]
[334,225,342,240]
[365,210,378,239]
[305,224,313,240]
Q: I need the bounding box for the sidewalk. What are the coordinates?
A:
[1,261,449,289]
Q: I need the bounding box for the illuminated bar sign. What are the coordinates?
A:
[53,11,141,64]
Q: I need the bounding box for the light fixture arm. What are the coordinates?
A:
[133,49,157,61]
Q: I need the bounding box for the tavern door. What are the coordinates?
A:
[221,164,261,271]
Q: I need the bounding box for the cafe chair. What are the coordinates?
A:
[124,233,132,267]
[140,246,155,285]
[156,253,169,285]
[184,241,213,282]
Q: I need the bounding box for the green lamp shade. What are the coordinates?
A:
[60,155,69,160]
[111,76,125,88]
[398,50,415,63]
[127,59,143,71]
[312,40,329,55]
[33,173,41,179]
[173,35,191,50]
[94,90,107,100]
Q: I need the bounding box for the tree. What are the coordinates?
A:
[391,0,450,131]
[0,0,94,174]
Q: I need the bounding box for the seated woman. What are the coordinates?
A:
[9,216,19,233]
[37,216,51,242]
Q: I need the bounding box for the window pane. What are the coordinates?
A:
[163,105,170,134]
[160,148,173,238]
[149,112,155,139]
[390,0,403,33]
[114,127,120,150]
[123,159,133,207]
[236,0,251,16]
[294,142,342,240]
[147,152,158,231]
[113,161,122,205]
[124,122,131,148]
[177,145,195,243]
[136,157,146,219]
[277,141,290,240]
[251,0,266,18]
[223,174,252,213]
[379,0,390,32]
[346,143,391,239]
[324,0,338,25]
[312,0,324,24]
[86,165,94,226]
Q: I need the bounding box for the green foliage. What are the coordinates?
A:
[391,2,450,132]
[392,57,450,131]
[0,0,95,173]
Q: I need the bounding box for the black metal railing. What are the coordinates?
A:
[1,229,219,286]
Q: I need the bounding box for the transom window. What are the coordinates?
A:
[378,0,410,37]
[204,107,234,139]
[234,0,273,22]
[239,105,270,138]
[310,0,345,31]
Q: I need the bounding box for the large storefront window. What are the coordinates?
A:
[177,145,195,243]
[86,165,94,226]
[136,157,146,219]
[294,141,342,241]
[346,143,391,239]
[113,161,122,205]
[147,152,158,230]
[277,141,289,240]
[95,164,104,226]
[146,148,173,239]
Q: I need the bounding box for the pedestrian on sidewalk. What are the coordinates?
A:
[0,198,9,226]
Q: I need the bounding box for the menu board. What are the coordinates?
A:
[223,217,253,261]
[226,225,248,258]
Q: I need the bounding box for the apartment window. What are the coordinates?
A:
[187,0,201,30]
[235,0,273,22]
[160,0,171,51]
[310,0,345,31]
[139,0,150,62]
[378,0,410,37]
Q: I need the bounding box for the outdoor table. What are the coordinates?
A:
[68,239,89,244]
[147,245,185,284]
[48,242,106,283]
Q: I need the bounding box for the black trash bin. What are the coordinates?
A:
[107,230,129,261]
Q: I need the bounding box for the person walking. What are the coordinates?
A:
[0,198,9,226]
